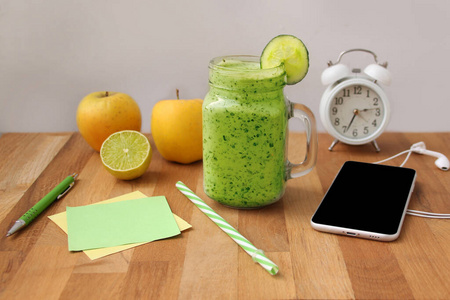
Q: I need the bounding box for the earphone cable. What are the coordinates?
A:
[372,150,412,166]
[372,147,449,219]
[406,211,450,219]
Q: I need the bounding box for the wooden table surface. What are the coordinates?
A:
[1,132,449,299]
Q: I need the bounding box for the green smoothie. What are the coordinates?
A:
[203,56,288,208]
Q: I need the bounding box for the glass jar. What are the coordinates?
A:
[203,55,317,208]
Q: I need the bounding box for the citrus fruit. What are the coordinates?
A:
[100,130,152,180]
[260,35,309,85]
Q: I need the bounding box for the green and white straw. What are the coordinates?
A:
[176,181,279,275]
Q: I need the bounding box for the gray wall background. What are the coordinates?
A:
[1,0,449,133]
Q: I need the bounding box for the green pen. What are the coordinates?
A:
[6,173,78,237]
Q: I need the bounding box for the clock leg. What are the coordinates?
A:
[371,140,381,152]
[328,139,340,151]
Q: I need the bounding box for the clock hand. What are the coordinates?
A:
[358,107,380,122]
[344,109,358,133]
[356,109,368,122]
[358,115,368,123]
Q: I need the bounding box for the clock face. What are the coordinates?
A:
[321,79,390,145]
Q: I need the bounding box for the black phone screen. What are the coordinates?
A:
[311,161,416,235]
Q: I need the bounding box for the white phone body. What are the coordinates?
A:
[311,161,416,242]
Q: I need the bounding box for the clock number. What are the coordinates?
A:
[343,89,350,97]
[334,118,340,126]
[335,97,343,105]
[364,126,369,134]
[352,129,358,137]
[375,108,381,116]
[373,97,379,106]
[354,86,362,95]
[366,90,370,97]
[372,119,377,127]
[332,107,338,115]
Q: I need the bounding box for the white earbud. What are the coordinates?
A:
[373,142,449,219]
[411,142,449,171]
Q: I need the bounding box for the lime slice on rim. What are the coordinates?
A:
[261,35,309,85]
[100,130,152,180]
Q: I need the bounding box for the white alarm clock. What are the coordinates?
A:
[320,49,392,151]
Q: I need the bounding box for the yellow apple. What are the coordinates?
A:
[151,90,202,164]
[76,91,141,152]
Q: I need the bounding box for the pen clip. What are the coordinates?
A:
[57,182,74,200]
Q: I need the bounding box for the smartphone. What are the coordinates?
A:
[311,161,416,241]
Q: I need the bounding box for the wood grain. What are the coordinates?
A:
[0,132,449,299]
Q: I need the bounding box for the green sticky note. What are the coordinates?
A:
[66,196,181,251]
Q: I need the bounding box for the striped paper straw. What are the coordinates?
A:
[176,181,279,275]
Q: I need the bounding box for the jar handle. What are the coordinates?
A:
[286,101,318,179]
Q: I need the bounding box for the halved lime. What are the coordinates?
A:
[100,130,152,180]
[261,35,309,85]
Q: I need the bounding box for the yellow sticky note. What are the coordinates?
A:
[49,191,191,260]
